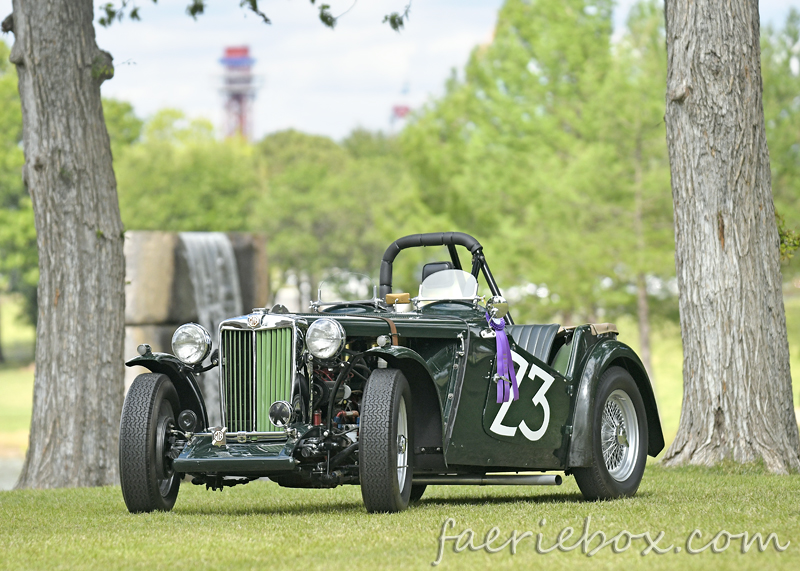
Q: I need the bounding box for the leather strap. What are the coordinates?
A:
[373,316,399,346]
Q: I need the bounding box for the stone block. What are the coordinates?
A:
[124,232,178,326]
[124,231,269,328]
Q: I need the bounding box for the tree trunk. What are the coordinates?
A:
[663,0,800,472]
[9,0,125,488]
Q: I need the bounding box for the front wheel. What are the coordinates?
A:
[573,366,648,500]
[119,373,181,513]
[359,368,413,513]
[409,484,427,503]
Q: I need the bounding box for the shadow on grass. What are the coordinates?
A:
[175,500,366,517]
[418,492,582,507]
[174,493,600,516]
[418,489,655,507]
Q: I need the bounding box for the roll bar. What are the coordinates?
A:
[379,232,512,324]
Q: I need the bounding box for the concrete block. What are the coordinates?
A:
[124,232,177,325]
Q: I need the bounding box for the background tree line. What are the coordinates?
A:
[2,0,800,369]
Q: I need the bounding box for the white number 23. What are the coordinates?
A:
[489,350,555,441]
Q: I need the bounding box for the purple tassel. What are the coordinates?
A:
[486,313,519,403]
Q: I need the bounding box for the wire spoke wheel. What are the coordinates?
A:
[600,389,639,481]
[573,367,648,500]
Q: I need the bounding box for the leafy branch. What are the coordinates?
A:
[97,1,410,31]
[777,213,800,262]
[383,2,411,31]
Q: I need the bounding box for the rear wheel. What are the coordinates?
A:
[359,368,413,513]
[573,366,648,500]
[119,373,181,513]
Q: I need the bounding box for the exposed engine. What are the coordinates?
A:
[271,340,379,488]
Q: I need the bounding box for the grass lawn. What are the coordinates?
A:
[2,294,800,570]
[1,464,798,571]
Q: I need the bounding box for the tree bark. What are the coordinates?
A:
[663,0,800,472]
[10,0,125,488]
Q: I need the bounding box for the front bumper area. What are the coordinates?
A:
[173,435,298,475]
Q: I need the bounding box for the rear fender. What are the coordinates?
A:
[566,340,664,467]
[126,353,209,430]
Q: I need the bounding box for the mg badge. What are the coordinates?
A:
[210,426,227,447]
[247,314,261,328]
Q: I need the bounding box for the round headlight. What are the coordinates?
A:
[171,323,212,365]
[306,318,346,360]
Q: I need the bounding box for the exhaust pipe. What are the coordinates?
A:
[412,474,562,486]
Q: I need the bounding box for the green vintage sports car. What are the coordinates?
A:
[119,232,664,513]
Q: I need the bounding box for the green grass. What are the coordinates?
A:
[1,466,798,570]
[1,297,800,568]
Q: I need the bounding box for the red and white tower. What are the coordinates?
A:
[220,46,258,140]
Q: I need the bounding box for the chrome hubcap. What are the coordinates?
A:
[601,389,639,481]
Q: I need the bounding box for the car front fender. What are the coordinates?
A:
[566,340,664,468]
[365,346,446,462]
[125,353,209,430]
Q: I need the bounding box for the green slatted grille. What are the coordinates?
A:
[222,327,293,432]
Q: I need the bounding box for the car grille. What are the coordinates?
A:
[221,327,293,432]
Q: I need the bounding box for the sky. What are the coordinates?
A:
[1,1,799,140]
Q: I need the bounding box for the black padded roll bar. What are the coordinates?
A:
[379,231,512,324]
[380,232,481,297]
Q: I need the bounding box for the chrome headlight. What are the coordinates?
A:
[306,318,346,360]
[171,323,212,365]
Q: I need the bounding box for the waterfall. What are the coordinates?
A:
[178,232,243,425]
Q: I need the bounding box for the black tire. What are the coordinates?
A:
[119,373,181,513]
[573,366,648,500]
[409,484,427,503]
[359,368,414,513]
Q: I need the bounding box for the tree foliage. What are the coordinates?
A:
[4,2,800,328]
[115,109,263,232]
[762,9,800,271]
[401,0,674,324]
[253,128,448,294]
[96,1,409,30]
[0,39,36,324]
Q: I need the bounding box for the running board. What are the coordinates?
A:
[412,474,562,486]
